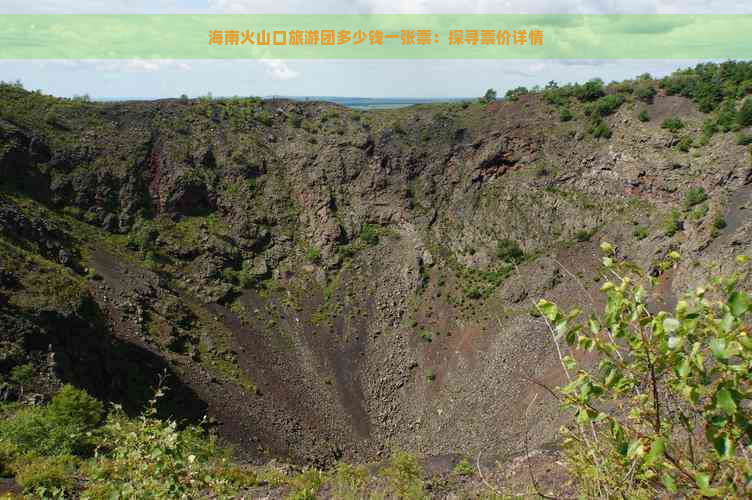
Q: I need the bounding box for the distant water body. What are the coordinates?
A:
[282,96,471,110]
[97,96,471,110]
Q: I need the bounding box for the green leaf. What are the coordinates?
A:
[694,472,710,490]
[661,473,677,493]
[668,336,685,350]
[663,317,680,333]
[599,241,614,254]
[626,439,644,459]
[537,299,559,322]
[729,290,750,318]
[709,338,725,359]
[645,437,666,466]
[715,387,737,416]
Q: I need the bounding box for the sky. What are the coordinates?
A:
[0,1,746,99]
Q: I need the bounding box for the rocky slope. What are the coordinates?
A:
[1,69,751,470]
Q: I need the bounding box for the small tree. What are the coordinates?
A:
[482,88,497,103]
[10,363,34,397]
[539,244,752,497]
[738,98,752,128]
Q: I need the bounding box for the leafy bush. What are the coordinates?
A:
[505,86,529,101]
[638,110,650,122]
[541,245,752,497]
[575,229,595,242]
[380,451,425,499]
[1,404,93,456]
[559,107,573,122]
[677,135,693,152]
[10,363,34,395]
[0,441,19,477]
[713,214,728,230]
[48,384,103,429]
[634,80,656,103]
[496,239,524,263]
[595,94,625,117]
[736,133,752,145]
[738,98,752,127]
[574,79,606,102]
[359,224,381,245]
[664,209,683,237]
[684,187,708,208]
[482,88,497,103]
[632,225,649,240]
[661,116,684,132]
[452,458,474,477]
[588,117,612,139]
[13,455,78,497]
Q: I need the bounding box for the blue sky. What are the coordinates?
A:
[0,1,746,98]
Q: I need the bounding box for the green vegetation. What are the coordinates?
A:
[588,117,612,139]
[482,88,497,103]
[659,61,752,113]
[736,132,752,145]
[575,228,596,242]
[661,116,685,132]
[593,94,625,117]
[664,209,683,237]
[638,109,650,122]
[684,187,708,208]
[559,107,573,122]
[0,384,254,498]
[452,458,475,477]
[677,135,693,152]
[632,225,649,241]
[739,98,752,127]
[495,238,524,263]
[542,245,752,497]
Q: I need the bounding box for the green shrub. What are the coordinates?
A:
[664,209,683,236]
[713,214,728,230]
[381,451,425,499]
[13,455,78,496]
[595,94,625,116]
[559,107,573,122]
[588,117,612,139]
[634,80,656,102]
[632,225,649,240]
[661,116,684,132]
[452,458,474,477]
[305,246,320,263]
[574,79,605,102]
[496,239,524,263]
[256,110,272,126]
[0,441,19,477]
[10,363,34,395]
[544,245,752,497]
[575,228,595,242]
[738,98,752,127]
[359,224,380,245]
[677,135,693,152]
[0,406,91,457]
[691,204,709,221]
[638,110,650,122]
[684,187,708,208]
[48,384,103,430]
[735,133,752,145]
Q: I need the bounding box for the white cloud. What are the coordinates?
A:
[258,59,299,80]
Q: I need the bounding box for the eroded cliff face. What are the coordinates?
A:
[1,85,751,465]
